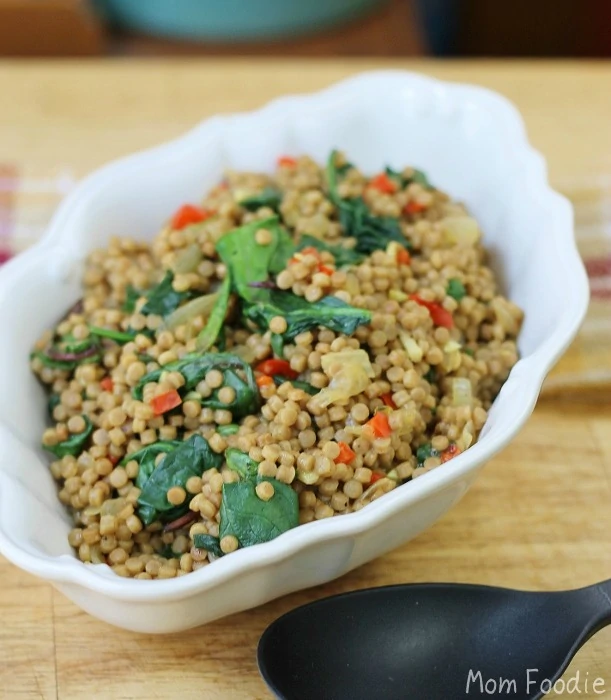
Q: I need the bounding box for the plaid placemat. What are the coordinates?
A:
[1,164,609,394]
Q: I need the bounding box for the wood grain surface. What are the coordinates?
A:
[0,60,610,699]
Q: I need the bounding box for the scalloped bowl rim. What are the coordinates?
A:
[0,70,589,603]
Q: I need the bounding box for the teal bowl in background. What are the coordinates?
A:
[96,0,387,41]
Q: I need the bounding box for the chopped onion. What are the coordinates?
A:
[389,289,407,302]
[491,297,519,335]
[100,497,127,516]
[399,331,423,363]
[457,420,474,452]
[441,216,480,246]
[297,469,319,485]
[315,349,374,407]
[452,377,473,407]
[163,292,219,330]
[442,340,463,372]
[173,244,202,274]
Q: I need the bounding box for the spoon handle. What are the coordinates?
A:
[592,579,611,624]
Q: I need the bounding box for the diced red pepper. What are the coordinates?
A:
[366,412,392,438]
[218,181,229,190]
[318,264,334,276]
[256,358,298,379]
[403,201,427,215]
[256,375,274,388]
[380,393,396,409]
[368,173,398,194]
[109,455,120,466]
[100,377,114,392]
[150,389,182,416]
[441,443,461,463]
[170,204,215,231]
[409,294,454,328]
[396,248,411,266]
[278,156,297,168]
[370,472,385,484]
[336,441,356,465]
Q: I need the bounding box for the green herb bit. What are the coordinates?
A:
[43,416,93,459]
[217,424,239,437]
[446,278,466,302]
[416,443,439,466]
[272,375,318,395]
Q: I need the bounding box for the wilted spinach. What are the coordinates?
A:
[215,215,293,303]
[243,291,371,342]
[192,533,223,558]
[296,234,364,267]
[225,448,259,480]
[385,165,433,190]
[326,150,409,254]
[219,477,298,548]
[196,274,232,352]
[132,352,260,419]
[272,375,318,395]
[120,440,183,490]
[43,416,93,459]
[217,424,239,437]
[239,186,283,212]
[89,326,137,344]
[137,434,223,525]
[140,270,191,318]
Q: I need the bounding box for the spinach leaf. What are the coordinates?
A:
[217,424,239,436]
[192,533,224,558]
[446,278,466,301]
[225,448,259,480]
[216,216,294,303]
[123,285,140,313]
[385,165,433,190]
[137,435,223,525]
[47,393,60,418]
[132,352,260,419]
[239,186,283,212]
[326,151,408,254]
[271,332,284,358]
[140,271,191,318]
[32,333,101,371]
[272,375,318,395]
[120,440,183,490]
[219,477,298,548]
[89,326,136,344]
[463,347,475,357]
[196,274,232,352]
[296,234,364,267]
[243,291,371,342]
[43,416,93,458]
[416,443,439,466]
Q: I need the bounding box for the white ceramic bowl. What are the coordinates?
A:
[0,71,588,633]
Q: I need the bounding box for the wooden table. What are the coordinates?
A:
[0,60,610,699]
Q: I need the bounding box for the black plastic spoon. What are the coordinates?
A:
[258,581,611,700]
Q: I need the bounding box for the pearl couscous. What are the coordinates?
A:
[30,151,523,579]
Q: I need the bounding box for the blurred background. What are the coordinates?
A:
[1,0,610,58]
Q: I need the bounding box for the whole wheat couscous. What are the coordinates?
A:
[30,151,523,579]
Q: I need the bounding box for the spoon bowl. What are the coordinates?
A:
[258,581,611,700]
